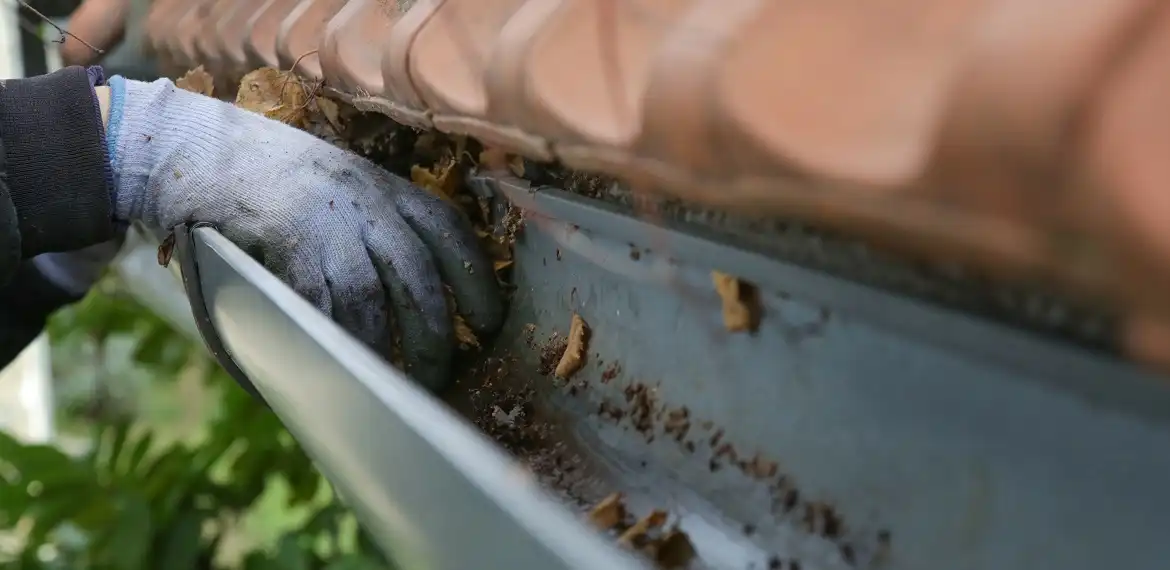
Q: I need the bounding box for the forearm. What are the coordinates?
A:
[96,84,111,127]
[0,66,115,261]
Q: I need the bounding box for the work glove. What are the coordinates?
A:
[104,76,503,390]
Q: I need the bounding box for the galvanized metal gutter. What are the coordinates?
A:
[186,226,648,570]
[476,178,1170,570]
[133,178,1170,570]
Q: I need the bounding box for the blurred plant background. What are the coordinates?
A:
[0,274,391,569]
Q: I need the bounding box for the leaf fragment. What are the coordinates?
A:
[711,271,761,333]
[234,67,311,128]
[175,66,214,97]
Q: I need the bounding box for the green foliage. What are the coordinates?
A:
[0,282,391,569]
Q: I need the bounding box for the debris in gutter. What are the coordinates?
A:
[588,492,626,530]
[537,331,568,376]
[712,270,761,332]
[315,96,343,132]
[157,231,175,267]
[184,64,912,570]
[477,146,526,177]
[618,509,668,546]
[411,157,462,207]
[652,529,697,569]
[555,314,590,379]
[492,404,524,428]
[233,67,313,128]
[585,494,696,568]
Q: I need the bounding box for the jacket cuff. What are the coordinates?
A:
[0,65,114,258]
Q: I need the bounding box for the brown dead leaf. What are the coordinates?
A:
[588,493,627,531]
[478,147,509,171]
[712,271,761,333]
[652,530,696,569]
[617,510,668,547]
[157,232,176,267]
[478,146,526,177]
[234,67,310,128]
[555,313,589,379]
[454,314,480,348]
[175,66,214,97]
[508,156,525,177]
[410,158,461,206]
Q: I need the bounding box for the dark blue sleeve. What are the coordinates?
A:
[0,65,114,367]
[0,261,82,366]
[0,66,114,282]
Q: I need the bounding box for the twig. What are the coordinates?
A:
[279,49,320,105]
[279,49,318,90]
[15,0,105,54]
[288,49,319,74]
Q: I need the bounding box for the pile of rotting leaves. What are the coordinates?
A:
[175,66,524,351]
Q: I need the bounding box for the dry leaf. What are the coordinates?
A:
[478,147,509,171]
[410,158,461,205]
[653,530,696,569]
[478,146,526,177]
[588,493,626,531]
[555,313,589,379]
[712,271,761,333]
[235,67,310,128]
[508,155,525,177]
[157,232,175,267]
[176,66,214,97]
[617,510,668,547]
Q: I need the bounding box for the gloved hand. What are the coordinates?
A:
[104,76,503,390]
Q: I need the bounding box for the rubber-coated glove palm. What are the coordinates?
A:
[105,76,503,390]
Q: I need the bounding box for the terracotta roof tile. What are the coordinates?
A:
[277,0,348,79]
[245,0,301,70]
[146,0,1170,368]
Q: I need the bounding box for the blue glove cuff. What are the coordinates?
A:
[106,75,129,207]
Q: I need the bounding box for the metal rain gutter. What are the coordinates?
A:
[185,226,648,570]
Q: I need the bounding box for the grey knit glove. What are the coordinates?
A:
[105,76,503,389]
